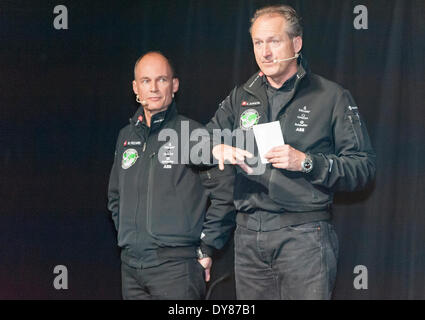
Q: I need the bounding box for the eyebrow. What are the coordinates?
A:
[253,35,281,40]
[139,75,169,81]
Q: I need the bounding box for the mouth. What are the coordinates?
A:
[148,97,162,101]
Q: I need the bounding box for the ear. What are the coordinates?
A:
[172,78,179,93]
[293,36,303,54]
[132,80,138,95]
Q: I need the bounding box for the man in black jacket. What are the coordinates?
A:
[208,5,376,299]
[107,51,235,299]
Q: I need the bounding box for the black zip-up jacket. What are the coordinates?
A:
[207,56,376,230]
[108,102,235,268]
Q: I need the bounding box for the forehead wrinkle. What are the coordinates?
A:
[252,16,288,37]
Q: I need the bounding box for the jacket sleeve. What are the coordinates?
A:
[107,132,121,230]
[206,87,237,142]
[307,89,376,191]
[190,87,238,166]
[198,165,236,256]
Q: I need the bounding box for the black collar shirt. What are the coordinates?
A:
[263,71,298,122]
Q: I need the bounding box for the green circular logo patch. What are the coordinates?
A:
[240,108,260,130]
[121,148,139,169]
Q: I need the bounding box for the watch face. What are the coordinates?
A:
[302,157,313,172]
[197,248,206,259]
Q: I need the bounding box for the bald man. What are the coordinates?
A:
[107,52,235,300]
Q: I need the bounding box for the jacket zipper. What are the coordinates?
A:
[146,151,157,238]
[280,114,288,141]
[132,124,148,245]
[348,115,360,148]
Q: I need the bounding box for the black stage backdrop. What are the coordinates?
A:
[1,0,424,299]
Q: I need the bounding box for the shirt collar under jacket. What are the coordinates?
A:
[262,70,298,93]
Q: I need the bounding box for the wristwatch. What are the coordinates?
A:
[197,247,209,259]
[301,154,313,173]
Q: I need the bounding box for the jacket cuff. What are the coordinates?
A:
[200,241,216,257]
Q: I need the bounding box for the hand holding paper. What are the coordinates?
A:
[253,121,306,171]
[252,121,285,164]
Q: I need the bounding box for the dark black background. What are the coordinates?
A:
[1,0,424,299]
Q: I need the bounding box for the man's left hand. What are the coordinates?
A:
[265,144,306,171]
[198,257,212,282]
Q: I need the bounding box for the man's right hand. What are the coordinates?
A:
[212,144,253,174]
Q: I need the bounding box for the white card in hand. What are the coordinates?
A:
[252,121,285,164]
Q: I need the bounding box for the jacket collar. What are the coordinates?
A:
[130,100,178,132]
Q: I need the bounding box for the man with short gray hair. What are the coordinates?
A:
[208,5,376,299]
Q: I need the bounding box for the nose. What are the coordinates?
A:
[150,80,159,92]
[262,43,272,59]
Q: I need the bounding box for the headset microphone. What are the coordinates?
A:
[273,53,299,63]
